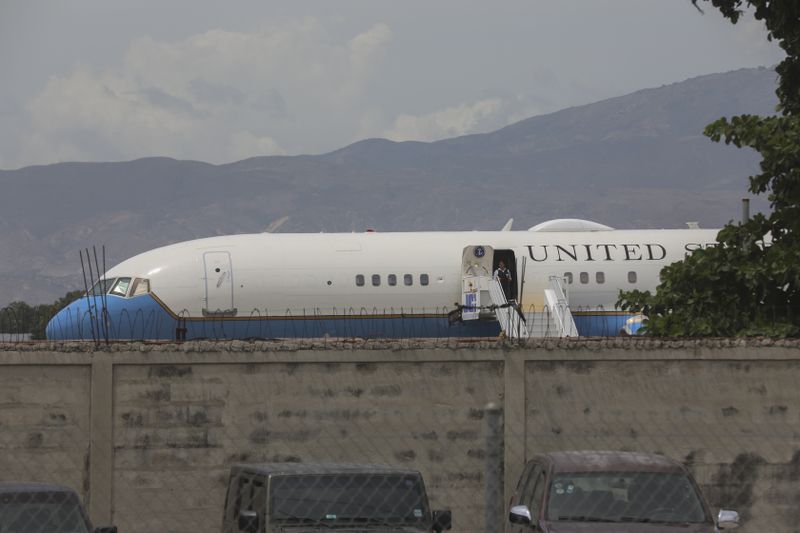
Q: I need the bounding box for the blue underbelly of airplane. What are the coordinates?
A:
[571,313,634,337]
[45,294,634,340]
[44,294,503,340]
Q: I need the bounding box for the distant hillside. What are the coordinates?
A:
[0,67,779,306]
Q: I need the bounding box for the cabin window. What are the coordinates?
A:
[131,278,150,296]
[596,272,605,284]
[355,274,365,287]
[628,271,637,283]
[420,274,429,286]
[388,274,397,286]
[372,274,381,287]
[579,272,589,284]
[404,274,413,286]
[563,272,573,285]
[110,277,132,297]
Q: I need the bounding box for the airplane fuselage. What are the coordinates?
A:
[46,226,720,340]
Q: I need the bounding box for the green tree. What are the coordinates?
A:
[1,290,84,340]
[0,301,35,335]
[618,1,800,336]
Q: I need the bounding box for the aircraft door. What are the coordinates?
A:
[493,249,518,301]
[203,251,237,316]
[461,245,494,320]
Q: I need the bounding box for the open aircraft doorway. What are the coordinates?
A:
[492,249,517,301]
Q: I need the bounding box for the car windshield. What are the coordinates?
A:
[546,472,709,524]
[270,474,429,525]
[87,278,116,296]
[0,491,90,533]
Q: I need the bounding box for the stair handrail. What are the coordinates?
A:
[488,277,529,338]
[547,275,579,337]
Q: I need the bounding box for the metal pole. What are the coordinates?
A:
[79,250,98,344]
[742,198,750,224]
[484,402,504,533]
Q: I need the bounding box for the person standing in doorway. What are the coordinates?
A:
[494,260,513,301]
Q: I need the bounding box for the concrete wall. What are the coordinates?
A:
[0,363,91,498]
[522,358,800,530]
[1,339,799,533]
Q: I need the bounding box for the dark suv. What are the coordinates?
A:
[0,483,117,533]
[508,451,739,532]
[221,463,452,533]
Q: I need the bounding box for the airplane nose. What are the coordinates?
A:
[46,298,95,341]
[46,304,73,340]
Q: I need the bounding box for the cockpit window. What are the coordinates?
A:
[88,278,116,296]
[110,277,132,297]
[130,278,151,297]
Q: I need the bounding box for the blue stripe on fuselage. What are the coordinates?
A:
[45,294,502,340]
[45,293,635,340]
[572,314,632,337]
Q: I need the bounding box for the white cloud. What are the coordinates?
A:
[3,2,784,170]
[9,19,393,167]
[382,98,506,142]
[349,23,392,73]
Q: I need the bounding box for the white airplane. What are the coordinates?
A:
[45,219,719,341]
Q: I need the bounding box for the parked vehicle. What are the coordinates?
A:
[221,463,452,533]
[508,451,739,532]
[0,483,117,533]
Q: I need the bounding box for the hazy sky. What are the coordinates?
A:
[0,0,784,169]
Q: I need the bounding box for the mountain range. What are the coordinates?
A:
[0,67,779,306]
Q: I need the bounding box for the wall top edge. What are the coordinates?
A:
[0,337,799,356]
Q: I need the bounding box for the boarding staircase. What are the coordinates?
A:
[487,278,530,338]
[461,274,578,338]
[537,276,579,337]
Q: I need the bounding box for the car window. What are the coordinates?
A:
[530,471,547,515]
[520,463,542,507]
[269,474,429,525]
[546,471,709,524]
[0,491,91,533]
[251,480,266,533]
[223,474,242,526]
[513,462,534,497]
[234,475,252,524]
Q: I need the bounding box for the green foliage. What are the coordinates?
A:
[619,1,800,336]
[0,290,84,339]
[618,219,798,336]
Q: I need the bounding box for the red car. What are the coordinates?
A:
[508,451,739,532]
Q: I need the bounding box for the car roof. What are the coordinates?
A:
[230,462,422,477]
[0,482,78,494]
[537,451,686,474]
